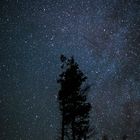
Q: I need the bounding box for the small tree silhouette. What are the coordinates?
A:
[102,134,108,140]
[57,55,91,140]
[122,134,128,140]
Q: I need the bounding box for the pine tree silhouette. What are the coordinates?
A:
[122,134,128,140]
[102,134,108,140]
[57,55,91,140]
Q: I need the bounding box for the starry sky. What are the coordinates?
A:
[0,0,140,140]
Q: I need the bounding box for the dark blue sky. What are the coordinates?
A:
[0,0,140,140]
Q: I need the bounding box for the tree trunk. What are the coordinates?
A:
[61,111,64,140]
[84,135,86,140]
[72,118,75,140]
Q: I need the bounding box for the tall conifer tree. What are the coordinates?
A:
[57,55,91,140]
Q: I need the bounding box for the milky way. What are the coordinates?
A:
[0,0,140,140]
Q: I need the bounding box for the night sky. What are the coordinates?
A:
[0,0,140,140]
